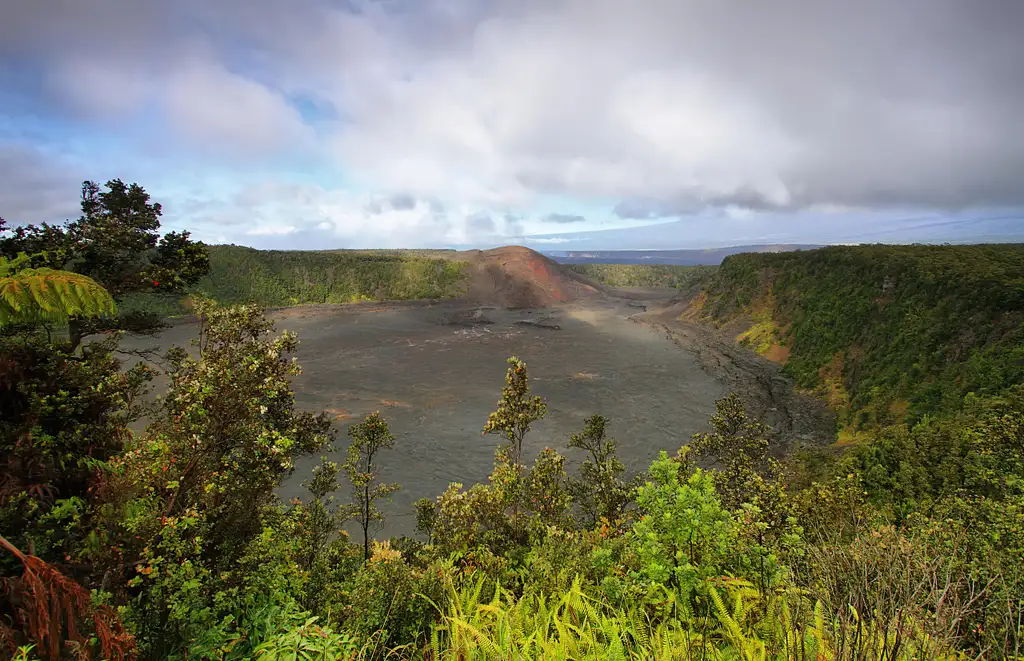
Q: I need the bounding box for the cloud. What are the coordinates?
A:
[319,0,1024,212]
[388,193,417,211]
[161,58,315,156]
[503,213,525,238]
[2,0,1024,249]
[0,143,85,224]
[544,213,586,224]
[465,212,496,234]
[182,180,472,248]
[247,225,297,236]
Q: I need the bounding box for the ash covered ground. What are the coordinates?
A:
[123,290,832,539]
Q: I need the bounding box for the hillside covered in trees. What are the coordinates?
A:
[568,263,715,289]
[191,245,468,307]
[2,183,1023,661]
[696,244,1024,433]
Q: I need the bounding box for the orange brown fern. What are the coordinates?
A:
[0,534,134,661]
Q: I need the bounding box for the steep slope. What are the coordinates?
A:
[691,244,1024,433]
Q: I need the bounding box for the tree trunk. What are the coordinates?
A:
[68,318,85,352]
[363,484,371,563]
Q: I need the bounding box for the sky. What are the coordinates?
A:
[1,0,1023,251]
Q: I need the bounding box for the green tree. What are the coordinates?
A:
[0,180,209,349]
[90,301,332,658]
[429,450,523,556]
[297,458,345,572]
[191,244,467,308]
[344,412,401,563]
[690,394,801,590]
[690,393,777,509]
[524,447,572,533]
[568,414,636,529]
[293,457,352,614]
[0,333,153,550]
[629,453,736,602]
[482,356,547,467]
[413,497,437,544]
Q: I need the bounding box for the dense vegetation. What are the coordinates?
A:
[0,181,209,348]
[193,245,467,308]
[569,263,715,290]
[112,246,468,319]
[699,244,1024,431]
[2,187,1022,659]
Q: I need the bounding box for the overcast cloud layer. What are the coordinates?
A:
[1,0,1022,249]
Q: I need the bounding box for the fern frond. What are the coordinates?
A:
[0,534,134,661]
[0,265,116,327]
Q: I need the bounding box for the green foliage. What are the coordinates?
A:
[698,245,1024,656]
[429,457,522,558]
[629,454,737,599]
[10,644,41,661]
[1,180,209,347]
[293,457,352,614]
[700,244,1024,429]
[424,571,964,661]
[809,386,1024,657]
[0,331,152,580]
[689,394,777,509]
[569,263,716,289]
[568,414,637,529]
[339,545,447,649]
[413,498,437,544]
[251,614,359,661]
[0,253,116,327]
[344,412,401,563]
[688,395,803,592]
[847,386,1024,511]
[192,244,467,308]
[87,301,332,658]
[430,358,569,561]
[429,445,563,559]
[482,356,548,466]
[249,622,358,661]
[523,448,572,532]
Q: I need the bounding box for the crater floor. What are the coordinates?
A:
[122,292,829,539]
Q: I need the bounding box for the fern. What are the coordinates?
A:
[0,534,135,661]
[0,254,116,327]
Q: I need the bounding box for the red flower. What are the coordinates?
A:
[152,280,159,286]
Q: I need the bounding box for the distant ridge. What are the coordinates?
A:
[544,244,823,266]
